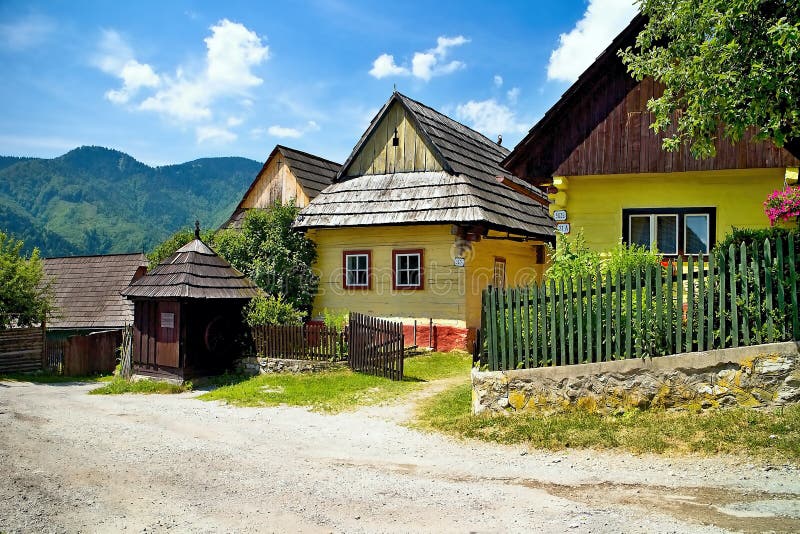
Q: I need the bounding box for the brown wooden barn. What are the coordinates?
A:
[121,229,261,381]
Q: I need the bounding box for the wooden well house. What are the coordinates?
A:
[121,227,261,381]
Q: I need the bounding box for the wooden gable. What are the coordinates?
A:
[504,15,800,184]
[344,101,443,177]
[241,152,307,209]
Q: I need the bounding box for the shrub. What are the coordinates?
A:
[604,241,663,276]
[714,226,798,260]
[244,294,305,327]
[322,308,348,332]
[544,231,600,282]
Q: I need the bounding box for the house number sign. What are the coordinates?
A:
[453,257,465,267]
[553,209,567,221]
[161,312,175,329]
[556,223,571,234]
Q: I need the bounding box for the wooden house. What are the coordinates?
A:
[121,227,261,381]
[222,145,340,229]
[504,14,800,256]
[295,92,553,350]
[42,253,148,374]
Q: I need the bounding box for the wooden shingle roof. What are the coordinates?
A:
[122,239,261,300]
[295,92,553,239]
[43,253,148,330]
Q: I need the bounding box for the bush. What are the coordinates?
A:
[147,227,215,269]
[322,308,348,332]
[604,242,663,276]
[544,231,600,282]
[243,294,305,327]
[714,226,798,260]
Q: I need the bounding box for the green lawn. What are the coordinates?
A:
[0,372,113,384]
[197,351,471,412]
[89,377,190,395]
[413,383,800,461]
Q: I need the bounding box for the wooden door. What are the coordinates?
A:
[156,302,180,368]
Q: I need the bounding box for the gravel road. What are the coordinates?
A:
[1,379,799,533]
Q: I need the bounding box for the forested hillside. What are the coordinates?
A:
[0,146,261,256]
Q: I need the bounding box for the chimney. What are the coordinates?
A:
[497,134,503,146]
[195,220,200,239]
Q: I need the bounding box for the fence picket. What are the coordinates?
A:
[697,256,705,350]
[530,285,538,368]
[740,243,750,346]
[498,288,507,370]
[576,277,584,363]
[586,276,593,363]
[752,245,763,344]
[729,244,739,348]
[615,271,622,359]
[776,237,787,339]
[666,261,674,354]
[687,256,694,353]
[595,267,602,361]
[549,279,557,366]
[489,288,498,369]
[719,253,727,348]
[567,278,575,365]
[790,233,799,339]
[707,253,716,350]
[765,239,774,343]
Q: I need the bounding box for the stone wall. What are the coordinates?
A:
[235,357,347,376]
[472,342,800,415]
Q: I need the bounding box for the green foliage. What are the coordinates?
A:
[243,294,305,327]
[89,377,190,395]
[0,231,53,327]
[146,227,216,269]
[544,231,601,282]
[0,146,261,257]
[214,202,319,313]
[620,1,800,158]
[714,226,799,260]
[604,242,663,276]
[322,308,349,332]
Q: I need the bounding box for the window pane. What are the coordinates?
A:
[629,216,651,248]
[685,215,709,254]
[409,270,419,285]
[356,271,366,285]
[347,256,357,270]
[399,255,408,270]
[357,255,367,270]
[408,254,419,269]
[656,215,677,254]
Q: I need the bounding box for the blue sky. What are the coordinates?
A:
[0,0,637,166]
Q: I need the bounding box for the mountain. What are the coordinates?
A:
[0,146,262,257]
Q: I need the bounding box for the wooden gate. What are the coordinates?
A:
[348,312,404,380]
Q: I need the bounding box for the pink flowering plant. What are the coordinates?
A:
[763,185,800,226]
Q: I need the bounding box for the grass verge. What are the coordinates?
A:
[0,372,113,384]
[89,377,189,395]
[197,351,471,412]
[413,383,800,461]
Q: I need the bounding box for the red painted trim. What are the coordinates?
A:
[392,249,424,290]
[342,250,372,290]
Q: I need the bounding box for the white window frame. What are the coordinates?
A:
[344,252,370,288]
[683,213,711,255]
[394,252,422,289]
[628,213,679,255]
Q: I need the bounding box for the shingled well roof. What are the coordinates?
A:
[43,253,148,330]
[122,239,261,300]
[294,92,553,239]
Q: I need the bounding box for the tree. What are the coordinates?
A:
[620,1,800,158]
[146,226,215,269]
[212,203,319,315]
[0,231,53,328]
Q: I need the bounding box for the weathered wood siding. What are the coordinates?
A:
[466,235,547,328]
[241,153,310,208]
[0,326,44,373]
[561,168,785,252]
[347,101,443,176]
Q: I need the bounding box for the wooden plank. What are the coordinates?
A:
[752,245,763,344]
[707,253,716,350]
[729,244,739,348]
[585,275,593,363]
[635,267,642,358]
[740,244,751,346]
[549,279,557,366]
[698,256,705,351]
[719,253,727,348]
[614,270,622,359]
[567,278,576,365]
[516,288,524,368]
[625,268,632,359]
[529,286,538,368]
[498,288,508,370]
[540,282,548,366]
[776,236,787,339]
[559,280,566,365]
[595,267,602,362]
[765,239,774,343]
[655,263,663,352]
[676,257,683,353]
[489,289,498,370]
[687,255,694,353]
[789,233,799,340]
[666,261,674,354]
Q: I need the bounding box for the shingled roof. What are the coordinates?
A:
[43,253,148,330]
[122,238,261,300]
[222,145,340,229]
[295,92,553,239]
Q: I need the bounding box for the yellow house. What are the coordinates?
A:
[295,92,553,350]
[504,15,800,255]
[222,145,340,229]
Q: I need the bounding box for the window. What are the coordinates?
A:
[343,250,371,289]
[393,249,424,290]
[493,257,506,289]
[622,207,716,256]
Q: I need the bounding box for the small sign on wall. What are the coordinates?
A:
[161,312,175,329]
[453,257,465,267]
[553,209,568,222]
[555,223,571,234]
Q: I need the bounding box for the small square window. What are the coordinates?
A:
[685,214,710,254]
[393,250,424,290]
[343,251,370,289]
[623,208,715,256]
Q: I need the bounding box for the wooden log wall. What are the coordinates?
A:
[0,326,44,373]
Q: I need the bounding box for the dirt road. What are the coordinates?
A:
[1,380,799,533]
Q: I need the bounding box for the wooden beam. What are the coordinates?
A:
[495,176,550,207]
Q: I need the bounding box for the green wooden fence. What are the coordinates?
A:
[478,235,800,371]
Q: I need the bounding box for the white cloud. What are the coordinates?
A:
[493,75,503,88]
[196,125,237,144]
[267,120,320,139]
[0,14,56,50]
[94,30,161,104]
[369,53,409,78]
[547,0,638,83]
[226,116,244,127]
[369,35,469,81]
[455,99,527,138]
[506,87,521,104]
[249,127,266,139]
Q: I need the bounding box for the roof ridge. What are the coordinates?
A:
[44,252,147,260]
[276,144,341,167]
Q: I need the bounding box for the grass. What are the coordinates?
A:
[88,377,189,395]
[197,350,471,412]
[413,383,800,461]
[0,372,113,384]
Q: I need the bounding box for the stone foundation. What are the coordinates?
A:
[472,342,800,415]
[235,357,347,376]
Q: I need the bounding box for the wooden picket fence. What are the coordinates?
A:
[478,235,800,371]
[251,323,347,361]
[348,312,404,380]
